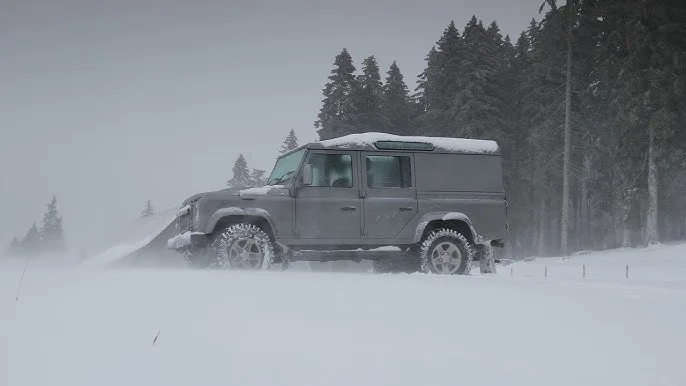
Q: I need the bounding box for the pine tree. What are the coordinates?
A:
[141,200,155,218]
[414,46,439,113]
[414,21,463,136]
[40,196,65,253]
[4,236,20,257]
[280,129,299,154]
[559,0,575,255]
[21,223,41,256]
[500,29,535,257]
[525,6,569,255]
[528,0,576,255]
[382,61,413,136]
[354,56,385,133]
[450,16,507,139]
[315,48,361,140]
[250,169,267,187]
[227,154,252,189]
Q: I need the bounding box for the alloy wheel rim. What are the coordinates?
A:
[430,241,462,274]
[228,237,264,269]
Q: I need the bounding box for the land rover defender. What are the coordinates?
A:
[167,133,507,275]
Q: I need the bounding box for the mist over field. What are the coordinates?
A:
[2,1,686,385]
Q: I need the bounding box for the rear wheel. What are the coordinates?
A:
[420,229,473,275]
[210,224,274,270]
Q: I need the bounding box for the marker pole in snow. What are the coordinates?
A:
[583,265,586,279]
[15,256,30,301]
[626,265,629,279]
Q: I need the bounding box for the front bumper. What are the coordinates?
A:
[166,231,208,250]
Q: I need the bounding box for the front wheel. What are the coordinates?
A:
[419,229,473,275]
[210,224,274,270]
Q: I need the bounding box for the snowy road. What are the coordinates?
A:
[2,245,686,386]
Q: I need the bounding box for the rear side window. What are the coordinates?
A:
[365,155,412,188]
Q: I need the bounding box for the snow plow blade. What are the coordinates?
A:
[82,207,181,267]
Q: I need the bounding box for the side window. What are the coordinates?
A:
[308,153,354,188]
[365,155,412,188]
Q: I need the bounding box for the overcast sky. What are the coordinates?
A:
[0,0,544,254]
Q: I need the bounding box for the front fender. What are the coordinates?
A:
[412,212,478,244]
[203,207,278,239]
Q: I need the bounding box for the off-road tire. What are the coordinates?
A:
[420,229,473,275]
[209,224,274,270]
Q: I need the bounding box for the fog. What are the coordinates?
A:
[0,0,543,254]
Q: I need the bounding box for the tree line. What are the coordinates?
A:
[4,197,163,257]
[313,0,686,257]
[5,196,66,257]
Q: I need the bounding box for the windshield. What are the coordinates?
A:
[266,148,306,185]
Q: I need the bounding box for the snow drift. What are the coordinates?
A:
[81,206,178,267]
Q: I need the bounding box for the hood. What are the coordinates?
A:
[236,185,289,200]
[181,188,240,206]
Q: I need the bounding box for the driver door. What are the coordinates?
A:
[294,150,362,243]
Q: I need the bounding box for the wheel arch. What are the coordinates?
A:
[206,208,278,241]
[413,212,477,245]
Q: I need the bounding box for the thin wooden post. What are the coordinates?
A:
[626,265,629,279]
[583,264,586,279]
[545,266,548,277]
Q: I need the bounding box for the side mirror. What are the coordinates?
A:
[302,164,313,186]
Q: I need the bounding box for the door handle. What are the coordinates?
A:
[399,207,414,212]
[341,205,357,211]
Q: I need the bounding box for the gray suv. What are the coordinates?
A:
[167,133,507,275]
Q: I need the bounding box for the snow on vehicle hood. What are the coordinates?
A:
[238,185,287,199]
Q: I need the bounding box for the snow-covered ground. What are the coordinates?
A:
[2,244,686,386]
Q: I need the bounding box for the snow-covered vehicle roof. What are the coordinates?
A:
[306,132,500,155]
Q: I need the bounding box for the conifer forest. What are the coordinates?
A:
[313,1,686,257]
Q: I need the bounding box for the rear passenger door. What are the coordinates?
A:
[361,152,417,240]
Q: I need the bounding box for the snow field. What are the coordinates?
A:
[1,244,685,386]
[500,243,686,284]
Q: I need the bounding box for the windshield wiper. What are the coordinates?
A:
[269,170,296,186]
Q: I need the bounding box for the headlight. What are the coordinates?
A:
[176,205,191,217]
[192,203,201,229]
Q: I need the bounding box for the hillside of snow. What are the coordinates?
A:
[2,243,685,386]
